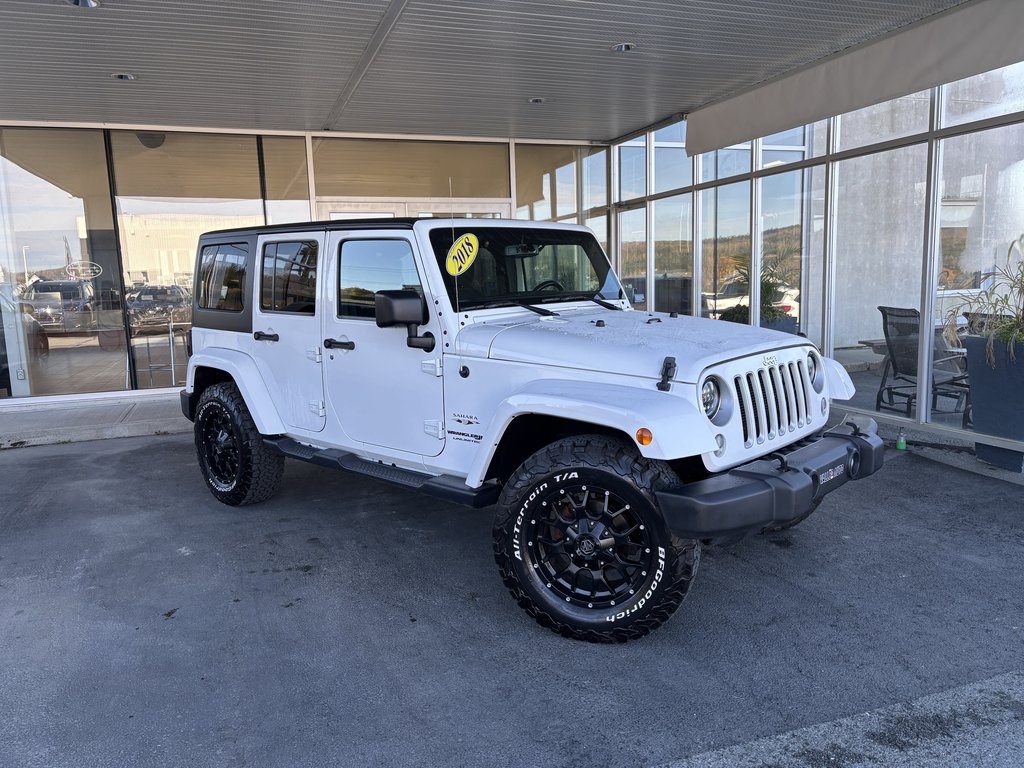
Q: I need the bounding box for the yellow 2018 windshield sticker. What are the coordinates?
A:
[446,234,479,276]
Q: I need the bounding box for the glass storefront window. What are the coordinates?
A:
[618,138,646,202]
[313,139,509,199]
[262,137,310,224]
[652,193,695,315]
[760,167,826,342]
[942,61,1024,127]
[618,207,647,309]
[0,128,129,398]
[700,142,751,183]
[760,120,827,169]
[832,144,927,418]
[515,145,579,220]
[111,131,264,389]
[585,212,609,254]
[652,123,691,194]
[702,181,751,322]
[837,90,931,151]
[583,148,608,211]
[930,122,1024,431]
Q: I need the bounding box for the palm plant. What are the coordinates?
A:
[945,233,1024,367]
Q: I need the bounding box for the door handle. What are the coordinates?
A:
[324,338,355,350]
[254,331,280,342]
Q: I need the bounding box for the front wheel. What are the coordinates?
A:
[493,435,700,642]
[194,381,284,506]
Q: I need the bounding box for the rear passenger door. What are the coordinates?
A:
[252,234,326,433]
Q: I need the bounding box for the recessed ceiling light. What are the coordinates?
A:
[611,42,637,53]
[66,0,101,8]
[528,97,546,104]
[110,73,136,81]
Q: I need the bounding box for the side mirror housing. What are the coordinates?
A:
[375,290,426,328]
[374,290,435,352]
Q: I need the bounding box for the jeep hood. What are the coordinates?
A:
[454,309,808,383]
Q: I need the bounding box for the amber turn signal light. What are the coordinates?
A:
[636,428,653,446]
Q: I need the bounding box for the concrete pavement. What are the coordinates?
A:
[1,434,1023,767]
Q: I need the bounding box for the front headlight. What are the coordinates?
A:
[701,378,721,420]
[807,351,825,392]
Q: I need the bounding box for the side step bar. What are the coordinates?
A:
[262,436,500,509]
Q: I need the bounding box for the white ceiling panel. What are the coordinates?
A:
[0,0,970,140]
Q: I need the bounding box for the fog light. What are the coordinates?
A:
[636,427,653,446]
[714,433,726,457]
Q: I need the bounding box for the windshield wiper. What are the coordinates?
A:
[590,295,623,311]
[469,298,559,316]
[549,291,623,310]
[511,299,559,316]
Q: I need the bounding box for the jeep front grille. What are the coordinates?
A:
[733,360,810,447]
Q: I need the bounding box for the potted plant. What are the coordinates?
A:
[945,233,1024,471]
[717,256,799,334]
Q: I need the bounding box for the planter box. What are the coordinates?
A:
[964,335,1024,472]
[762,316,798,335]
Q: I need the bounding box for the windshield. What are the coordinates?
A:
[428,226,623,312]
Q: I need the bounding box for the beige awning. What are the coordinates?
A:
[686,0,1024,155]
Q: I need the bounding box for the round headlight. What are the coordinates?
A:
[701,378,721,420]
[806,352,817,384]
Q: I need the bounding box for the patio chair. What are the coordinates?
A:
[875,306,971,423]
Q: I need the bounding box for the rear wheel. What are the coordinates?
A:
[194,381,283,506]
[494,435,700,642]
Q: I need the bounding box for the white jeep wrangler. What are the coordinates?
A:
[180,218,883,642]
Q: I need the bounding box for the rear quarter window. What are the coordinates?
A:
[197,243,248,311]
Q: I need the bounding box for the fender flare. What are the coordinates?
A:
[187,349,286,435]
[822,356,856,401]
[464,379,718,488]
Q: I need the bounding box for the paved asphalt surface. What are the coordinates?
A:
[1,435,1022,768]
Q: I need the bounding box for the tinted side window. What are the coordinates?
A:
[261,241,318,314]
[338,240,421,319]
[197,243,248,311]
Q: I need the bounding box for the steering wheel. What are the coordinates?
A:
[532,279,565,292]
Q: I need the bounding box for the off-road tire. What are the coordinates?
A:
[194,381,284,506]
[494,434,700,643]
[761,501,821,533]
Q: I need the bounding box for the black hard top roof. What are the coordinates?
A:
[199,217,421,238]
[196,217,574,239]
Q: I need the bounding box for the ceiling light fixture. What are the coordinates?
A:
[528,97,546,104]
[110,73,136,81]
[611,42,637,53]
[66,0,101,8]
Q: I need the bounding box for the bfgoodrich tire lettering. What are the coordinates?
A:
[194,381,284,506]
[494,434,700,642]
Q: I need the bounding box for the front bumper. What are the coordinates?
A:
[656,418,884,542]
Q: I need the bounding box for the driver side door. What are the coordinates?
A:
[321,232,446,457]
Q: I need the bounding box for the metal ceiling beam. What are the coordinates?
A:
[322,0,411,131]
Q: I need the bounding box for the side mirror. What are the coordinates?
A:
[374,290,435,352]
[375,290,426,327]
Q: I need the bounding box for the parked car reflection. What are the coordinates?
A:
[126,284,192,335]
[21,279,98,333]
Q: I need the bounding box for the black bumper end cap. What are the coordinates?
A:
[656,418,884,542]
[180,389,195,422]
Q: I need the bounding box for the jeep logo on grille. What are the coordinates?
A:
[762,354,779,367]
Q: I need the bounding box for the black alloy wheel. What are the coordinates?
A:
[527,483,656,610]
[494,434,700,642]
[197,400,241,491]
[193,382,284,506]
